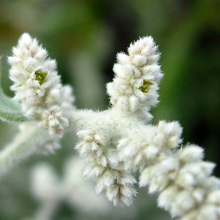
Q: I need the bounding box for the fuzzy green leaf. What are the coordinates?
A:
[0,57,28,122]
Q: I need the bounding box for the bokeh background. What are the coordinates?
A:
[0,0,220,219]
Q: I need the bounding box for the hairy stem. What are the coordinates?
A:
[0,124,52,178]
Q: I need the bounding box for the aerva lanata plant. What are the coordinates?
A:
[0,33,219,220]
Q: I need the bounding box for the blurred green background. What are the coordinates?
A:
[0,0,220,219]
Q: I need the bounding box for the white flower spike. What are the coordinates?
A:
[8,33,74,136]
[107,36,163,121]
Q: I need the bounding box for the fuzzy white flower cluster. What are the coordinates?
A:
[30,157,110,220]
[118,121,220,219]
[118,121,183,172]
[1,34,220,220]
[8,33,74,136]
[71,37,220,219]
[76,129,137,206]
[107,36,163,121]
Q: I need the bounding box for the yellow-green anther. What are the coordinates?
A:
[139,80,153,93]
[35,69,47,85]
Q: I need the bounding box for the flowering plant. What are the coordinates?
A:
[0,33,219,220]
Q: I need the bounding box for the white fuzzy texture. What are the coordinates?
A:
[118,121,182,172]
[118,120,220,219]
[70,106,220,219]
[8,33,75,137]
[76,129,137,206]
[19,122,62,155]
[0,122,57,178]
[107,36,163,121]
[1,34,220,220]
[39,106,69,137]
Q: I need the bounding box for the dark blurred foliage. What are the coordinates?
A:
[0,0,220,219]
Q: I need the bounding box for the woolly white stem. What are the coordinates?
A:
[0,108,141,180]
[70,109,146,138]
[0,124,52,178]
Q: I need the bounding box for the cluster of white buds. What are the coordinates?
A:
[107,36,163,121]
[8,33,74,136]
[76,130,137,206]
[71,37,220,219]
[40,106,69,137]
[118,121,183,172]
[0,34,219,220]
[118,121,220,219]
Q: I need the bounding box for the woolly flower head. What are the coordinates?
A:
[8,33,75,136]
[107,36,163,121]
